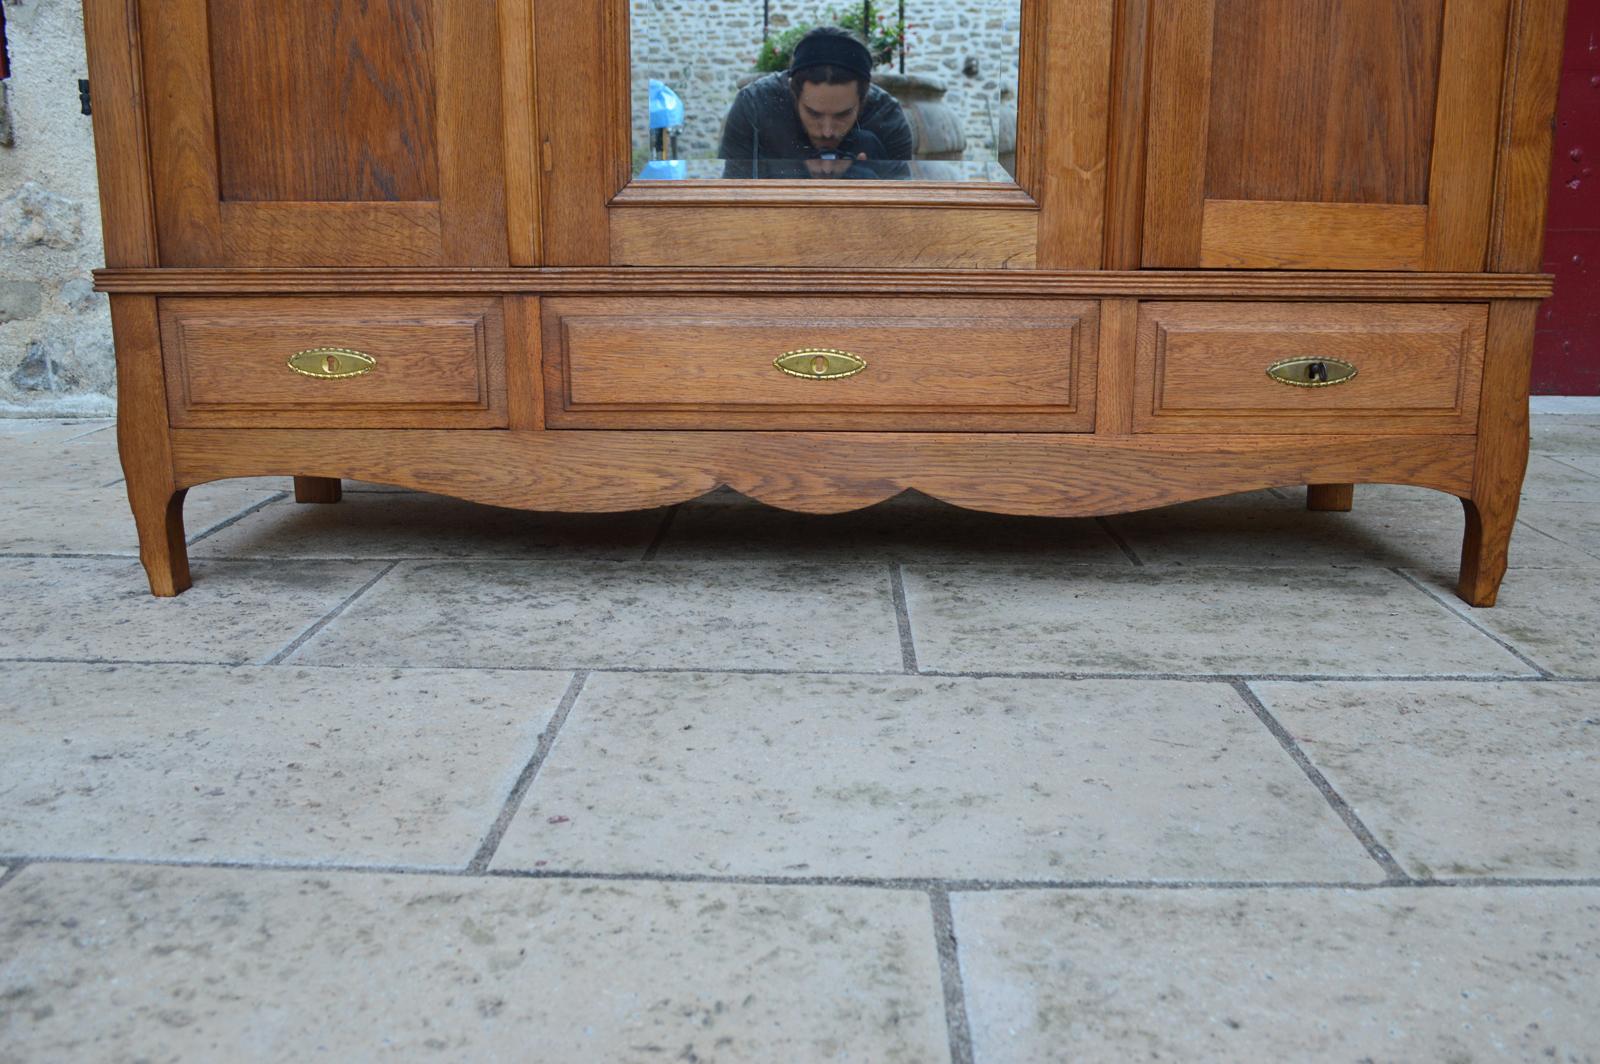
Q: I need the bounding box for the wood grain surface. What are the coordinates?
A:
[137,0,507,267]
[112,296,191,596]
[1460,300,1539,606]
[209,0,440,203]
[89,269,1558,301]
[1134,302,1488,434]
[543,297,1096,431]
[608,208,1039,270]
[169,429,1478,518]
[158,295,507,429]
[1144,0,1512,271]
[83,0,159,267]
[1204,0,1445,205]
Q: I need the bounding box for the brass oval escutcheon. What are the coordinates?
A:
[1266,357,1358,388]
[288,347,378,380]
[774,348,867,380]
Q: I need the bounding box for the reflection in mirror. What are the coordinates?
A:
[632,2,1023,183]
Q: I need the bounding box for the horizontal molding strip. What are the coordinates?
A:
[94,268,1555,301]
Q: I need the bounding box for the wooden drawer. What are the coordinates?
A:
[159,296,507,428]
[1134,302,1487,434]
[542,297,1097,431]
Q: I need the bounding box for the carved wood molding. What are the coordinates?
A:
[170,429,1478,518]
[93,268,1555,301]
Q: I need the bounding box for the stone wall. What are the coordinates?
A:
[0,0,114,418]
[630,0,1022,164]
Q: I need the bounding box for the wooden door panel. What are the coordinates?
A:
[1145,0,1511,271]
[140,0,508,267]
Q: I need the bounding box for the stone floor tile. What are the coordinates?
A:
[1520,455,1600,502]
[191,492,665,561]
[1531,415,1600,456]
[0,424,124,488]
[0,483,280,555]
[1554,454,1600,479]
[903,566,1534,677]
[492,672,1379,882]
[0,663,570,868]
[290,560,906,672]
[0,558,390,665]
[1422,568,1600,678]
[1105,490,1573,578]
[954,886,1600,1063]
[0,864,949,1063]
[1253,680,1600,879]
[656,487,1130,565]
[1517,500,1600,563]
[0,419,113,444]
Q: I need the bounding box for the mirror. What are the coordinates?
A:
[630,2,1024,183]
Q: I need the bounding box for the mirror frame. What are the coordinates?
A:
[534,0,1118,270]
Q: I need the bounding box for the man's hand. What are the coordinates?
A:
[803,152,868,178]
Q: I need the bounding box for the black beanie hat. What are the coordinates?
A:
[790,30,873,80]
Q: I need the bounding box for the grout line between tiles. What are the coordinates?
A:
[262,561,401,666]
[3,853,1597,893]
[639,505,681,561]
[1391,568,1554,679]
[467,671,591,873]
[4,656,1591,683]
[1545,455,1600,482]
[185,492,291,547]
[890,564,921,674]
[929,888,975,1064]
[0,552,141,561]
[1233,681,1411,883]
[63,422,116,442]
[1094,516,1144,566]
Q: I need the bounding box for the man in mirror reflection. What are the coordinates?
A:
[719,27,913,179]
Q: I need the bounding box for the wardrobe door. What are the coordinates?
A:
[1143,0,1511,271]
[139,0,508,267]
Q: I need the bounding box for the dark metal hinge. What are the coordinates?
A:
[78,79,91,117]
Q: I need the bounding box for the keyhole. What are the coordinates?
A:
[812,355,830,375]
[324,354,340,375]
[1307,362,1328,383]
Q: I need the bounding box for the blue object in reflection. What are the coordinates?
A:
[639,159,688,180]
[649,79,685,131]
[643,79,686,180]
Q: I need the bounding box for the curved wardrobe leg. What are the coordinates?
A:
[112,295,192,597]
[1459,495,1521,608]
[127,485,193,597]
[294,477,343,504]
[1459,301,1538,609]
[1306,484,1355,512]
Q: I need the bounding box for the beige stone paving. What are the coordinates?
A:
[0,864,949,1063]
[901,565,1535,677]
[1,415,1597,1061]
[954,887,1600,1063]
[0,663,571,868]
[1254,680,1600,879]
[288,559,908,673]
[491,672,1379,881]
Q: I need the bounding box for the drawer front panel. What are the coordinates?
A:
[1135,302,1487,434]
[544,297,1098,431]
[160,296,507,428]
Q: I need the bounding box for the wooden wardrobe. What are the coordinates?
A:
[84,0,1568,604]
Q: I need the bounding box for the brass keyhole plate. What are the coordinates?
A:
[288,347,378,380]
[774,348,868,380]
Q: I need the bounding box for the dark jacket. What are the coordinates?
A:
[718,72,914,180]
